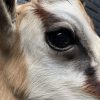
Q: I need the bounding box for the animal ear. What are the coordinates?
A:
[4,0,16,19]
[0,0,16,53]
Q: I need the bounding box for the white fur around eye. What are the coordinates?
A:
[18,0,100,100]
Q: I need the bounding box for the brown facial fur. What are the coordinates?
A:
[0,1,27,99]
[0,0,100,100]
[0,32,27,100]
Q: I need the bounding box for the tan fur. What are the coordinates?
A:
[0,32,27,100]
[0,0,100,100]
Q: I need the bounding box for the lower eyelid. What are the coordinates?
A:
[55,45,77,58]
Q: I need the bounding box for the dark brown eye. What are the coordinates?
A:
[46,28,75,51]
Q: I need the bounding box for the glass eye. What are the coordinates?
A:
[46,28,75,51]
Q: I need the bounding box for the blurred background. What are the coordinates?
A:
[83,0,100,36]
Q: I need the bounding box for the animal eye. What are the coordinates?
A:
[46,28,75,51]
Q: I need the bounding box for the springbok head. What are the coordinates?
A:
[0,0,100,100]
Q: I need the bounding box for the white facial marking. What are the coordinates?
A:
[18,0,100,100]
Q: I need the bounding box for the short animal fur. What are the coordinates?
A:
[0,0,100,100]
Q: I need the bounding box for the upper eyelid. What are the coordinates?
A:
[46,24,79,43]
[46,22,75,32]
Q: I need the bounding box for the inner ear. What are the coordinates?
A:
[4,0,15,19]
[0,0,16,53]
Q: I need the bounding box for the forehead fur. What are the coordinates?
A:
[31,0,78,3]
[31,0,82,3]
